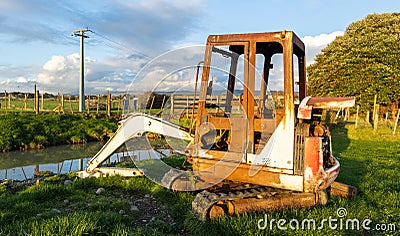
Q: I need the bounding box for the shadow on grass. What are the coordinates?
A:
[329,123,365,193]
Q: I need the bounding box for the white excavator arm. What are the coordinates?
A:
[77,113,193,178]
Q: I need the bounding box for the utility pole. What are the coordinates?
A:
[73,27,91,112]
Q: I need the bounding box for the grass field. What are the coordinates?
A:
[0,120,399,235]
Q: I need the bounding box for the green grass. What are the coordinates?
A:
[0,113,118,152]
[0,122,399,235]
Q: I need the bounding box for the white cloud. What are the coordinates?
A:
[16,76,28,83]
[126,46,205,93]
[302,31,344,65]
[34,52,148,94]
[42,54,79,72]
[37,54,80,88]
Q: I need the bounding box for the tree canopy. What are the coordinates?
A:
[307,13,400,111]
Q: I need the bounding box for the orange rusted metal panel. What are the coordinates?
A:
[193,157,304,192]
[303,137,323,192]
[298,96,356,120]
[307,97,356,108]
[303,137,340,192]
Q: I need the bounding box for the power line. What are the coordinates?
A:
[90,30,152,59]
[90,37,124,52]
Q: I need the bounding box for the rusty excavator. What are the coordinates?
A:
[77,31,357,220]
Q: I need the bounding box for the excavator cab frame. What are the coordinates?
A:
[193,31,306,157]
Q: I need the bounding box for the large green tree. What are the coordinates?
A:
[307,13,400,112]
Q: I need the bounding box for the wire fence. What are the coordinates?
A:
[0,91,140,115]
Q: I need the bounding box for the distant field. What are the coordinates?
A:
[0,97,123,114]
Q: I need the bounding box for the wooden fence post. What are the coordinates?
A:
[68,94,73,113]
[160,95,166,112]
[4,90,7,114]
[374,104,379,132]
[149,95,155,114]
[393,109,400,135]
[107,91,111,117]
[57,92,61,114]
[186,95,189,118]
[34,85,37,112]
[96,94,100,114]
[334,108,341,121]
[373,94,377,120]
[21,94,28,113]
[61,94,65,114]
[117,94,121,114]
[35,90,40,114]
[365,111,370,123]
[355,105,359,129]
[87,94,90,114]
[41,93,44,110]
[385,112,389,124]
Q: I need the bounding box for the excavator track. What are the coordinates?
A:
[192,185,288,221]
[161,168,182,189]
[192,184,327,221]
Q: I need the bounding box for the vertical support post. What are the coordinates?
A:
[34,84,37,112]
[393,109,400,135]
[74,28,90,112]
[127,94,130,113]
[22,94,28,110]
[374,104,379,132]
[87,94,90,114]
[186,95,189,118]
[69,93,73,113]
[149,95,155,114]
[385,112,388,124]
[41,93,44,110]
[355,105,359,129]
[160,95,166,112]
[79,34,85,112]
[4,90,7,114]
[61,94,65,113]
[373,94,377,120]
[119,94,123,114]
[97,94,100,114]
[107,91,111,117]
[35,90,40,115]
[170,94,174,115]
[57,92,61,114]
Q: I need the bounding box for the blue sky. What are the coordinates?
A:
[0,0,399,94]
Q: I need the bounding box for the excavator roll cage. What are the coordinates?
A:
[194,31,307,157]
